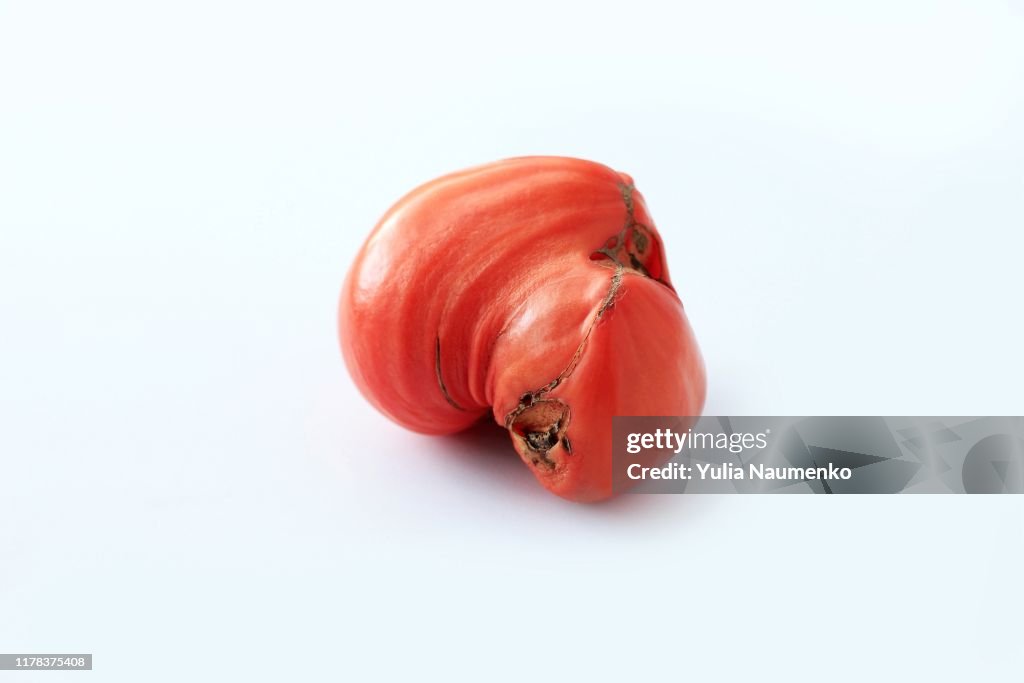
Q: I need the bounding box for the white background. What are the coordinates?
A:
[2,1,1023,680]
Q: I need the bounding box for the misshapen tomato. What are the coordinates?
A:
[339,157,706,502]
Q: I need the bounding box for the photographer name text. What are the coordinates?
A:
[626,462,854,481]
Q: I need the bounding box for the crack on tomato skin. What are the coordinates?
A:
[504,265,624,428]
[435,337,466,411]
[590,182,674,291]
[620,182,635,216]
[595,265,623,319]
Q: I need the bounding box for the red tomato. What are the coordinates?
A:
[339,157,705,502]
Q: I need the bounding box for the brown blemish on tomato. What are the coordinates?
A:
[590,183,673,289]
[508,398,570,470]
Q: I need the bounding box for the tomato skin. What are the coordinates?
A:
[339,157,706,502]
